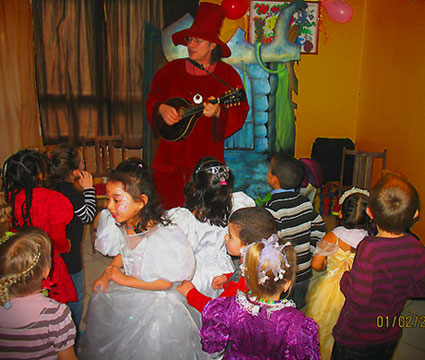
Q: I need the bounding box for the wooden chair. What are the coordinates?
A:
[82,135,127,178]
[338,148,387,198]
[82,135,127,251]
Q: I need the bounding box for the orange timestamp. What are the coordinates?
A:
[376,315,425,328]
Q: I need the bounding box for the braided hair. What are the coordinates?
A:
[184,157,234,227]
[1,149,48,230]
[0,228,51,307]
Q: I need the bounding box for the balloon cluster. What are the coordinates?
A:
[221,0,249,20]
[322,0,353,24]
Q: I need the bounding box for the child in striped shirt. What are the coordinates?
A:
[50,144,96,328]
[332,172,425,360]
[264,151,325,309]
[0,228,77,359]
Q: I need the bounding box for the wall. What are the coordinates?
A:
[356,0,425,239]
[294,0,425,239]
[294,0,365,158]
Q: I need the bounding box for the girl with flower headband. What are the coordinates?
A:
[168,156,255,299]
[79,158,206,359]
[0,228,77,359]
[200,234,320,359]
[1,149,76,304]
[304,187,370,360]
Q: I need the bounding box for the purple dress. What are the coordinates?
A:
[200,291,320,360]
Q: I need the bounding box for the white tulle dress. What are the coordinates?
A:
[167,191,255,299]
[78,210,208,360]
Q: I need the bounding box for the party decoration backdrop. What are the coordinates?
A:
[249,1,320,54]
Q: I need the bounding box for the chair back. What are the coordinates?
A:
[338,148,387,198]
[82,136,126,178]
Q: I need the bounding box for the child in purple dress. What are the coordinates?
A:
[200,234,320,360]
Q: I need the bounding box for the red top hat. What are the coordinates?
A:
[172,2,231,58]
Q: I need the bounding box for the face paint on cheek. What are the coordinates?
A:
[115,188,130,213]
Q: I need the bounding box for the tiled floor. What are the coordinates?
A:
[79,227,425,358]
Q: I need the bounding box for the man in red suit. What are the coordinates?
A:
[146,2,249,209]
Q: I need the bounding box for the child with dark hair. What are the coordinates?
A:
[304,188,370,360]
[177,207,277,312]
[79,158,206,359]
[264,151,325,309]
[332,172,425,360]
[169,156,255,298]
[0,228,77,359]
[1,149,76,304]
[200,234,320,359]
[50,143,96,327]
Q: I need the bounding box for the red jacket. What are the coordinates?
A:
[146,58,249,173]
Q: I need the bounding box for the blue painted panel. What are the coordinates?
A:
[255,137,268,153]
[254,95,268,112]
[252,79,270,95]
[254,111,268,125]
[247,64,269,79]
[254,125,267,138]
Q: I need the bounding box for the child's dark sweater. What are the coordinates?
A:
[56,182,96,274]
[333,233,425,346]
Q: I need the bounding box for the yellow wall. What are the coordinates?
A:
[295,0,425,239]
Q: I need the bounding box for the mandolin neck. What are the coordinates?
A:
[183,98,219,118]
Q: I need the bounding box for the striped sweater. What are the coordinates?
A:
[0,293,76,359]
[333,233,425,346]
[264,190,325,282]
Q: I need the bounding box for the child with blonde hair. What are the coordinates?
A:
[0,228,77,359]
[200,234,320,359]
[304,188,370,359]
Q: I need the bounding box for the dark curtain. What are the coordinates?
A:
[32,0,163,149]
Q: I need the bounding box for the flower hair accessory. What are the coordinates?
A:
[339,187,370,205]
[138,163,143,168]
[241,234,291,285]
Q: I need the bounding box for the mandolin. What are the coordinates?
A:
[157,88,246,142]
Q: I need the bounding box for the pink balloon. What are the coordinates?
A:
[221,0,249,20]
[322,0,353,24]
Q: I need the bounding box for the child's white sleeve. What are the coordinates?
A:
[94,209,122,256]
[231,191,256,213]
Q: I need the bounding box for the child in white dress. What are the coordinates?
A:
[78,158,206,360]
[168,157,255,299]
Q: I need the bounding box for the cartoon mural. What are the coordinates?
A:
[157,0,307,199]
